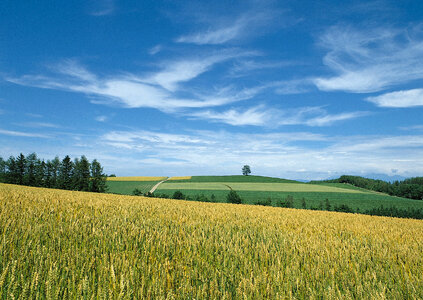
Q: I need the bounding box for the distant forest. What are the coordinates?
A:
[311,175,423,200]
[0,153,107,192]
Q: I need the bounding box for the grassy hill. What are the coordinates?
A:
[106,181,160,195]
[154,175,423,212]
[1,183,422,298]
[106,175,423,212]
[106,176,168,194]
[166,175,299,183]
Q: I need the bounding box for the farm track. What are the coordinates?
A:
[150,178,168,193]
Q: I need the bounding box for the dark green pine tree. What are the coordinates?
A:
[25,153,44,187]
[73,156,91,191]
[50,156,61,188]
[0,156,6,182]
[90,159,107,192]
[59,155,74,190]
[45,160,54,188]
[16,153,26,185]
[36,160,46,187]
[72,157,80,190]
[6,156,18,184]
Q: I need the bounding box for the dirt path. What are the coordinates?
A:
[149,178,168,193]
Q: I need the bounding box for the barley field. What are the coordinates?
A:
[0,183,422,299]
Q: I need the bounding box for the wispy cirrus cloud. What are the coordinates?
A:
[95,116,108,122]
[400,125,423,131]
[175,3,284,45]
[0,128,51,138]
[176,17,247,45]
[148,45,162,55]
[228,60,297,78]
[190,106,271,126]
[304,111,369,126]
[314,25,423,93]
[366,88,423,107]
[189,106,367,127]
[6,57,256,112]
[87,0,115,16]
[17,122,60,128]
[142,52,242,91]
[97,129,423,179]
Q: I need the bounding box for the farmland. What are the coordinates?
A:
[106,181,160,195]
[107,176,168,181]
[1,183,423,298]
[166,175,298,183]
[105,175,423,212]
[154,175,423,211]
[106,176,167,194]
[158,182,365,193]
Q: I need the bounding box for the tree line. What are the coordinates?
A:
[0,153,107,192]
[310,175,423,200]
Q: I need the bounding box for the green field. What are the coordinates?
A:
[106,181,159,195]
[159,182,366,193]
[166,175,298,183]
[107,175,423,211]
[308,182,384,192]
[154,189,423,210]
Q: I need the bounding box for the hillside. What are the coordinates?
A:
[106,175,423,214]
[154,175,423,213]
[0,183,422,298]
[167,175,299,183]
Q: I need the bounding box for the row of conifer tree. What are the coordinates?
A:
[0,153,107,192]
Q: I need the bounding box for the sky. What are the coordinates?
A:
[1,0,423,180]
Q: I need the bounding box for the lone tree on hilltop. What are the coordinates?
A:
[242,165,251,176]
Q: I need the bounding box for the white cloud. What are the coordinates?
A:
[366,88,423,107]
[189,106,367,127]
[7,59,255,112]
[0,129,51,138]
[97,129,423,179]
[278,107,367,127]
[88,0,115,16]
[176,18,246,45]
[400,125,423,131]
[149,45,162,55]
[304,111,369,126]
[143,54,236,91]
[175,5,282,45]
[26,113,43,118]
[314,25,423,93]
[273,79,313,95]
[190,106,271,126]
[95,116,108,122]
[18,122,60,128]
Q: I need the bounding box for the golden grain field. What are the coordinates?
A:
[0,183,422,299]
[106,176,168,181]
[168,176,192,181]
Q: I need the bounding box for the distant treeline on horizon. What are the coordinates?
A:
[311,175,423,200]
[0,153,107,192]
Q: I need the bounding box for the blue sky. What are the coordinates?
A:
[1,0,423,180]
